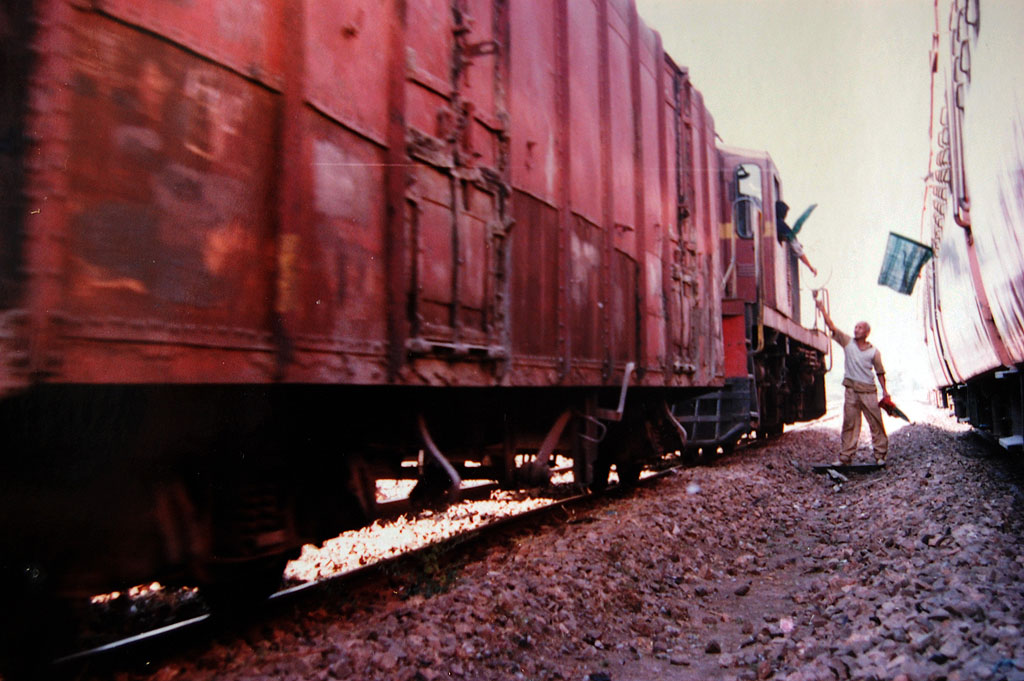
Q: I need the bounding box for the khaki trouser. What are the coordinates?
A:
[839,378,888,464]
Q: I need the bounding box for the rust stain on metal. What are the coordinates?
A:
[203,217,252,275]
[276,233,300,315]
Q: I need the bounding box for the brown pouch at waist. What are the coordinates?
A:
[842,378,876,394]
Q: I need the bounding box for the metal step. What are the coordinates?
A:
[811,463,885,474]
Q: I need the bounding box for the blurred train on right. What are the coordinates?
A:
[921,0,1024,450]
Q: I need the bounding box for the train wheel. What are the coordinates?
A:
[201,555,289,617]
[409,459,460,509]
[589,458,641,491]
[682,443,719,465]
[589,453,613,493]
[0,561,74,673]
[615,461,642,487]
[341,454,377,529]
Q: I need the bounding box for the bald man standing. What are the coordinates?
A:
[815,297,890,466]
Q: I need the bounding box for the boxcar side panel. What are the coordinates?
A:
[94,0,284,89]
[640,27,666,376]
[609,249,639,366]
[275,0,400,383]
[614,0,647,369]
[12,0,728,392]
[306,0,392,145]
[663,62,687,377]
[406,0,454,98]
[704,110,729,382]
[568,0,604,228]
[2,1,56,394]
[507,2,559,206]
[60,11,278,383]
[701,103,725,382]
[306,120,390,345]
[690,92,722,382]
[607,10,636,249]
[566,0,608,374]
[507,1,561,370]
[0,3,33,316]
[508,193,561,362]
[570,217,604,365]
[962,2,1024,365]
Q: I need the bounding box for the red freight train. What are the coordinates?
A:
[0,0,826,639]
[921,0,1024,450]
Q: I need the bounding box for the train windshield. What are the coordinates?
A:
[735,163,761,239]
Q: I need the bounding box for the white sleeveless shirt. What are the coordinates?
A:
[844,340,879,384]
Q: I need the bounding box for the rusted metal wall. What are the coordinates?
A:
[639,25,666,374]
[505,0,722,388]
[662,60,687,375]
[60,9,278,383]
[0,2,38,395]
[7,0,724,393]
[690,89,724,382]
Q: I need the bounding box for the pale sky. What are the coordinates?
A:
[635,0,936,398]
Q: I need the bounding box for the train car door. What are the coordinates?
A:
[667,71,698,375]
[403,0,507,359]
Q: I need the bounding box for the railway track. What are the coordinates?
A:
[44,466,681,679]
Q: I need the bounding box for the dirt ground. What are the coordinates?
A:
[95,403,1024,681]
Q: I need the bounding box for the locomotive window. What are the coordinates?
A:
[737,163,761,200]
[734,164,761,239]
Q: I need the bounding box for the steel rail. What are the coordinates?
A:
[48,466,681,677]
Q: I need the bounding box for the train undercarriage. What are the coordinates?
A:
[0,377,693,662]
[941,365,1024,453]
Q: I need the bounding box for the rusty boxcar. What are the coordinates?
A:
[0,0,826,646]
[921,0,1024,450]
